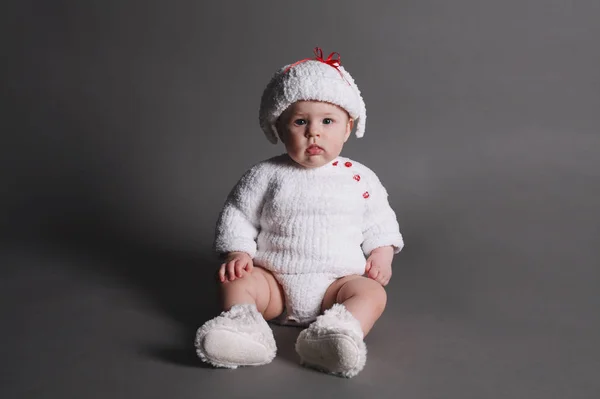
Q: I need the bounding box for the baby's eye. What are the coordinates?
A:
[322,118,334,125]
[293,119,307,126]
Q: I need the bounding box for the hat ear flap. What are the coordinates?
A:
[354,114,366,138]
[266,124,279,144]
[339,67,367,139]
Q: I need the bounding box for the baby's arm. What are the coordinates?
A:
[213,163,271,281]
[361,169,404,286]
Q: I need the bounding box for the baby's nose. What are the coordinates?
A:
[306,124,321,137]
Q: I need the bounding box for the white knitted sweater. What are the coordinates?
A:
[214,154,404,277]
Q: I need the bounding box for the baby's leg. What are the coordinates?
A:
[220,265,285,321]
[295,275,385,378]
[321,275,387,336]
[195,266,285,368]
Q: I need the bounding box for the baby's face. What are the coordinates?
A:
[278,101,353,169]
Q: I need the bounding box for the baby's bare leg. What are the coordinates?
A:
[220,266,285,321]
[321,275,387,336]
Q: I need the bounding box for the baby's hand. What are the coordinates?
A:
[218,251,254,283]
[365,246,394,286]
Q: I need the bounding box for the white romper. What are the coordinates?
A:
[214,154,404,325]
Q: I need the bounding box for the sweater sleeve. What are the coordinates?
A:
[360,168,404,257]
[213,162,271,258]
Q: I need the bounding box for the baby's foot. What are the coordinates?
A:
[295,304,367,378]
[195,303,276,368]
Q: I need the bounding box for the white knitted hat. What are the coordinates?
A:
[259,48,367,144]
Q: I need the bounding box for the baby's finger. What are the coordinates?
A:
[244,260,254,273]
[369,267,380,280]
[365,260,372,273]
[218,264,227,282]
[227,261,237,281]
[234,261,245,278]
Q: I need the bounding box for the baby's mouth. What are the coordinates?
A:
[306,144,324,155]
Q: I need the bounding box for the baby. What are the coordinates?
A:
[195,48,404,378]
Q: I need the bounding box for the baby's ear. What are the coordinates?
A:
[344,118,354,141]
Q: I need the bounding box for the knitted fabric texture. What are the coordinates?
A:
[213,154,404,275]
[259,59,367,144]
[273,273,340,325]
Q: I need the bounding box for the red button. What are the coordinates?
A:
[363,191,370,199]
[344,162,352,167]
[353,174,361,181]
[332,161,338,166]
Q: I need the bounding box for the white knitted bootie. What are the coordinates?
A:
[195,303,277,369]
[295,304,367,378]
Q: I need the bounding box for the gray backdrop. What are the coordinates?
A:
[3,1,599,398]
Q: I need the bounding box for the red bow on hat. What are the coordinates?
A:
[284,47,350,85]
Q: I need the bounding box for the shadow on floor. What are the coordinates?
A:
[31,211,221,368]
[32,211,313,368]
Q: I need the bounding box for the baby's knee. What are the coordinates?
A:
[338,277,387,308]
[220,268,275,304]
[363,279,387,310]
[219,272,261,295]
